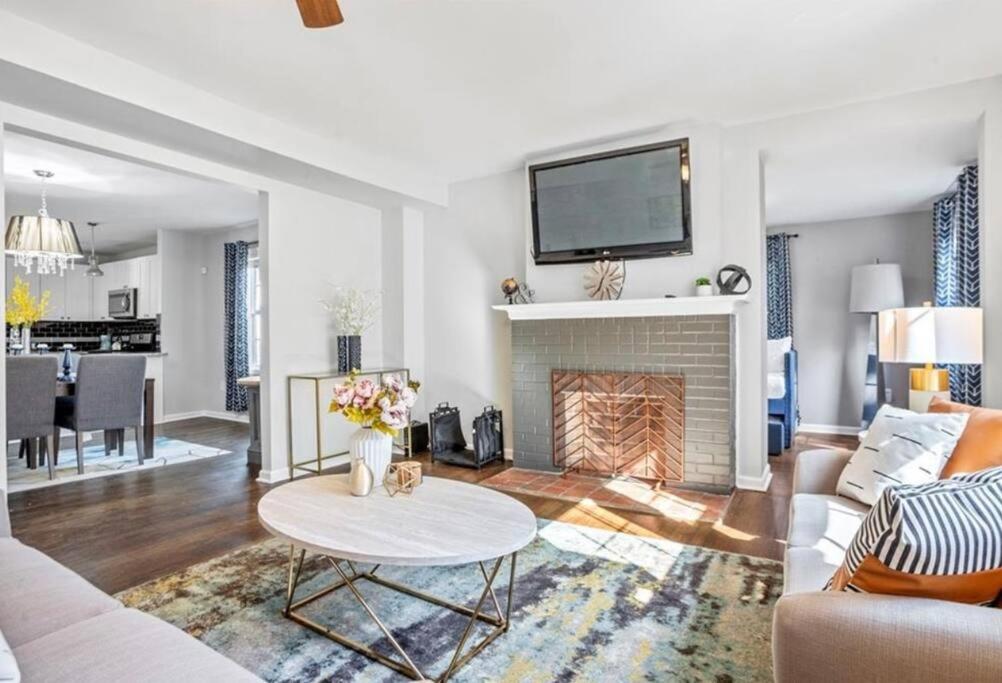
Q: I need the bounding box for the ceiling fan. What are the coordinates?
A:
[296,0,345,28]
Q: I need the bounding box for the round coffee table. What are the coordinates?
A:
[258,474,536,682]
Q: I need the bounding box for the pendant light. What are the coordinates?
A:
[85,221,104,277]
[5,170,84,276]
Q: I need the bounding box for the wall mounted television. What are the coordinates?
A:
[529,138,691,265]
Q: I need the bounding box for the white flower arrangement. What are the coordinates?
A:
[320,286,381,336]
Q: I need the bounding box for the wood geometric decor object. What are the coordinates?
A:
[583,260,626,300]
[384,461,423,497]
[552,370,684,482]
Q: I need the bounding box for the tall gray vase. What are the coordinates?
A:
[347,335,362,371]
[337,335,362,373]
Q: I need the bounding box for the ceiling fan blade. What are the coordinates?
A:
[296,0,344,28]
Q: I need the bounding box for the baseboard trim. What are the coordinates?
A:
[256,467,289,485]
[504,447,514,461]
[162,410,249,425]
[799,423,860,436]
[736,465,773,492]
[256,454,352,486]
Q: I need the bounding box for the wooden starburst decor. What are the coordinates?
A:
[583,259,625,300]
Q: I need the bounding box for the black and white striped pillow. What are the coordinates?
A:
[836,405,969,506]
[827,466,1002,604]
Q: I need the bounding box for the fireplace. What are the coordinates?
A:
[505,312,735,491]
[552,370,684,482]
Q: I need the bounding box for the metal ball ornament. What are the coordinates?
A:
[716,264,752,295]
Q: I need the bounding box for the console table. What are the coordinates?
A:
[287,368,413,480]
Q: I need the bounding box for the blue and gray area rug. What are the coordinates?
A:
[118,520,782,682]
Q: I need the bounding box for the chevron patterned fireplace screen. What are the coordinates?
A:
[552,370,685,482]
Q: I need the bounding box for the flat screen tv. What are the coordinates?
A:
[529,138,691,265]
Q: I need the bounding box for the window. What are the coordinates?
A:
[247,245,262,374]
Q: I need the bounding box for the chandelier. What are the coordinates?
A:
[4,170,84,276]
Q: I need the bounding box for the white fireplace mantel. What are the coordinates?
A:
[492,294,749,321]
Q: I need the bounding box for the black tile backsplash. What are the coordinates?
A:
[8,318,160,351]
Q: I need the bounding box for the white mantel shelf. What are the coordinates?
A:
[492,294,749,321]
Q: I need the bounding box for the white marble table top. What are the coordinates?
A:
[257,475,537,566]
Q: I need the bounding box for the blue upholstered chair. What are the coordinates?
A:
[767,349,798,449]
[53,355,147,473]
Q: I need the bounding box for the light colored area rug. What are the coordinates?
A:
[118,519,782,682]
[6,436,230,492]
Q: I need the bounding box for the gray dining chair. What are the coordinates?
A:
[6,356,59,480]
[54,355,147,474]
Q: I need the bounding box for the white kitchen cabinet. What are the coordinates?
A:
[92,260,120,320]
[65,267,94,320]
[135,255,161,318]
[37,271,67,320]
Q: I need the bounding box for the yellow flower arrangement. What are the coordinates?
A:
[5,275,50,328]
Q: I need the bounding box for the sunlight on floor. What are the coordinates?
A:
[539,512,684,580]
[602,477,708,523]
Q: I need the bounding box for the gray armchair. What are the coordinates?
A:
[6,356,59,480]
[54,355,147,473]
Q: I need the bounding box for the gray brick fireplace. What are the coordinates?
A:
[510,314,735,490]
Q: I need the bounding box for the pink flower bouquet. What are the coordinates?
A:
[329,372,420,436]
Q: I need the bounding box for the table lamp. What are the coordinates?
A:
[849,263,904,427]
[878,304,983,411]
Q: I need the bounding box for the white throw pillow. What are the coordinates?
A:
[0,628,19,683]
[836,404,969,506]
[767,336,792,374]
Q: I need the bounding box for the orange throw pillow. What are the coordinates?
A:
[929,396,1002,478]
[826,467,1002,606]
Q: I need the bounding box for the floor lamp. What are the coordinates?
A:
[879,305,983,411]
[849,263,903,428]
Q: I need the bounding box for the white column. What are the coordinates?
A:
[980,104,1002,408]
[401,207,426,416]
[0,119,7,494]
[722,134,770,491]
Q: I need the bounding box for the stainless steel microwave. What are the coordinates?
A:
[109,288,137,319]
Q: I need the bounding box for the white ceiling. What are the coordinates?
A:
[2,1,1000,227]
[3,133,259,254]
[5,0,1002,186]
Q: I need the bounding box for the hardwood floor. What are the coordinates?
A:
[7,419,856,594]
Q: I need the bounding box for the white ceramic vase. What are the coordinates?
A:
[695,284,713,297]
[350,427,393,488]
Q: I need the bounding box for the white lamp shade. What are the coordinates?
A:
[878,307,983,364]
[849,263,904,313]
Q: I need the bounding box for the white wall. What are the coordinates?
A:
[259,185,384,483]
[981,106,1002,408]
[768,212,934,430]
[423,172,525,448]
[159,228,208,417]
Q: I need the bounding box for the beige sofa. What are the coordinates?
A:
[0,490,260,683]
[773,449,1002,682]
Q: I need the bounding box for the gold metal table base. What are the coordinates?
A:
[282,546,518,682]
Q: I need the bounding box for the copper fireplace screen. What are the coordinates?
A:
[552,370,684,482]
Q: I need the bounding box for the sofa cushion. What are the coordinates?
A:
[13,608,260,683]
[784,547,841,595]
[836,404,968,506]
[0,628,18,683]
[787,494,869,565]
[828,466,1002,605]
[0,539,120,648]
[929,396,1002,477]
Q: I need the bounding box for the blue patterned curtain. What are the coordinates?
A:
[766,233,794,340]
[934,165,981,405]
[224,241,250,412]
